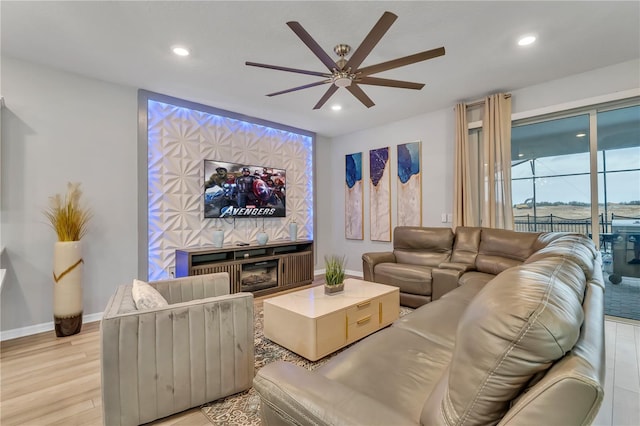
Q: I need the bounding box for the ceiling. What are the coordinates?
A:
[2,1,639,138]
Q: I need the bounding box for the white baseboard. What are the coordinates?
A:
[0,312,103,341]
[346,269,364,278]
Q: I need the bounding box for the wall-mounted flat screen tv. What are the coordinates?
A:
[204,160,286,218]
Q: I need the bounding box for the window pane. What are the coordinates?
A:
[512,114,590,162]
[512,115,591,232]
[533,152,590,176]
[601,146,640,172]
[597,105,640,227]
[512,160,533,179]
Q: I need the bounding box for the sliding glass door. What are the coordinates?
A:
[511,100,640,321]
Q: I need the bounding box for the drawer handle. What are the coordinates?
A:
[357,315,372,325]
[356,301,371,309]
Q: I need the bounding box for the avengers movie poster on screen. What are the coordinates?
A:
[204,160,286,218]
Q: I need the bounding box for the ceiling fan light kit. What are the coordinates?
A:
[332,73,353,88]
[246,11,445,110]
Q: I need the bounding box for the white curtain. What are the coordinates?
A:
[453,94,513,230]
[453,103,479,228]
[481,93,513,229]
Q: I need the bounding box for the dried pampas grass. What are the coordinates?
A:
[44,182,92,241]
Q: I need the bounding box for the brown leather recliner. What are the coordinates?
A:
[362,226,454,307]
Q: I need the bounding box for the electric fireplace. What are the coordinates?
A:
[240,259,278,292]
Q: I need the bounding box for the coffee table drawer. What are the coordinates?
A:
[347,312,378,343]
[346,298,377,323]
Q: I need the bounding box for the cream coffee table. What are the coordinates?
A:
[263,278,400,361]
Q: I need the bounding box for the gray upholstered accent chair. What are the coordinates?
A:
[101,272,254,426]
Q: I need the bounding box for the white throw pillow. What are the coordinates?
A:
[132,279,168,310]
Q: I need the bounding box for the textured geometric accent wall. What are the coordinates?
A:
[147,100,313,280]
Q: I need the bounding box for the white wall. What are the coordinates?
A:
[316,59,640,273]
[510,59,640,115]
[1,57,138,334]
[314,134,334,268]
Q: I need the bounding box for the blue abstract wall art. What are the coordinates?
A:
[345,152,363,240]
[397,141,422,226]
[369,147,391,241]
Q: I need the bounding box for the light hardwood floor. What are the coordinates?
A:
[1,311,638,425]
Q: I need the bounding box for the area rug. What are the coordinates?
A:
[201,305,413,425]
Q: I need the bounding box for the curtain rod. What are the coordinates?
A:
[458,93,512,109]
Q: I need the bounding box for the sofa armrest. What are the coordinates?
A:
[151,272,230,304]
[362,252,396,281]
[254,361,414,426]
[431,268,464,301]
[101,290,254,426]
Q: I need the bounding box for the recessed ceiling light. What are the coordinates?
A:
[576,133,587,138]
[331,105,342,111]
[172,46,190,57]
[518,153,524,157]
[517,35,536,46]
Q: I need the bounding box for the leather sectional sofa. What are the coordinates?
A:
[363,226,558,308]
[254,227,605,425]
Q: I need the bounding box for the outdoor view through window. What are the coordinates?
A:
[511,103,640,320]
[511,105,639,232]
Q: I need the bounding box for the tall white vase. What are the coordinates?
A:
[53,241,83,337]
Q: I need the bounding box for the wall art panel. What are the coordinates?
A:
[147,100,314,280]
[397,141,422,227]
[369,147,391,242]
[345,152,363,240]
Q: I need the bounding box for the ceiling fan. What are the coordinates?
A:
[246,11,445,110]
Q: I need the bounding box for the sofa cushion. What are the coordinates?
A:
[451,226,481,265]
[374,263,432,295]
[421,255,587,425]
[317,326,451,423]
[393,226,454,267]
[131,279,168,310]
[457,271,495,288]
[475,228,540,274]
[525,234,597,280]
[395,279,485,343]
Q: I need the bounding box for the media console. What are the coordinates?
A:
[175,240,314,296]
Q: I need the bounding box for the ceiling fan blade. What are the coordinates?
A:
[313,85,339,110]
[267,80,332,97]
[344,11,397,71]
[287,21,337,71]
[347,84,375,108]
[246,62,331,78]
[358,46,445,76]
[358,76,424,90]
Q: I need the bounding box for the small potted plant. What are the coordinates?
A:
[324,254,346,295]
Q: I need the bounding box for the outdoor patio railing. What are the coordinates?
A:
[513,214,595,235]
[513,213,640,236]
